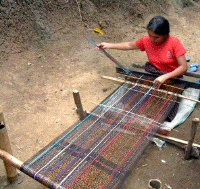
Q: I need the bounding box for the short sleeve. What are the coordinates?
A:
[173,37,186,58]
[135,36,146,51]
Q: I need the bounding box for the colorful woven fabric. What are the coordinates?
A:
[21,73,184,189]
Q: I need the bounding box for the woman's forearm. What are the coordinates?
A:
[165,55,188,80]
[97,41,138,50]
[153,55,188,88]
[163,65,188,80]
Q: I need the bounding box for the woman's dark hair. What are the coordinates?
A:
[147,16,170,35]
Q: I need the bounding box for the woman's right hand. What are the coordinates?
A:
[96,42,110,49]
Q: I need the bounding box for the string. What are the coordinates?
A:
[58,85,155,188]
[34,74,145,181]
[47,78,150,186]
[89,101,179,132]
[33,83,128,178]
[65,86,161,189]
[24,82,127,171]
[99,92,174,188]
[105,81,197,109]
[65,83,179,189]
[45,83,143,186]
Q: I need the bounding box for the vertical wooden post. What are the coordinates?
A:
[184,118,199,160]
[0,107,18,182]
[73,90,87,119]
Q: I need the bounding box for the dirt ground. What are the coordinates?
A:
[0,0,200,189]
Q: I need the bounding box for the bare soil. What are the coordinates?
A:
[0,0,200,189]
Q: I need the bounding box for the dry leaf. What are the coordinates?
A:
[94,28,103,34]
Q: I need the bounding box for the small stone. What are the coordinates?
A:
[161,159,166,163]
[103,88,108,92]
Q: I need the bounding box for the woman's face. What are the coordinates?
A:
[147,29,168,45]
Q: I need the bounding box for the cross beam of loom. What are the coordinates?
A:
[0,68,200,188]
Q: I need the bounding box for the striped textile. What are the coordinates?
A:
[21,73,183,189]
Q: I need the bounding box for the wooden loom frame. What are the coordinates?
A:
[0,69,200,186]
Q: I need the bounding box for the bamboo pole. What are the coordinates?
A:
[0,149,23,170]
[102,75,200,103]
[73,90,87,118]
[0,107,19,182]
[184,118,199,159]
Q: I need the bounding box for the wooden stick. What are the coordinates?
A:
[86,36,130,74]
[184,118,199,159]
[125,75,184,91]
[0,107,19,181]
[102,75,200,103]
[154,133,200,150]
[73,90,87,118]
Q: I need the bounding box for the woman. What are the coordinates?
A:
[97,16,188,89]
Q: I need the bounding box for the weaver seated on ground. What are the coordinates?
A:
[97,15,188,135]
[97,15,188,89]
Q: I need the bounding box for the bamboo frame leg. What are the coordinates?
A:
[0,107,19,182]
[184,118,200,160]
[73,90,87,119]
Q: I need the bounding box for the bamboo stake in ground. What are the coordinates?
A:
[73,90,87,119]
[102,75,200,103]
[184,118,200,159]
[0,107,19,182]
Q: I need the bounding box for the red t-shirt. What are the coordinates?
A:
[135,35,186,72]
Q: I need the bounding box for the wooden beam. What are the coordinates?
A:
[184,71,200,78]
[102,75,200,103]
[154,133,200,150]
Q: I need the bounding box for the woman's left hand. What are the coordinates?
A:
[153,75,168,88]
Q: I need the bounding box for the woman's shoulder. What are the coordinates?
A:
[142,35,150,39]
[168,35,181,43]
[137,35,151,42]
[167,35,186,51]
